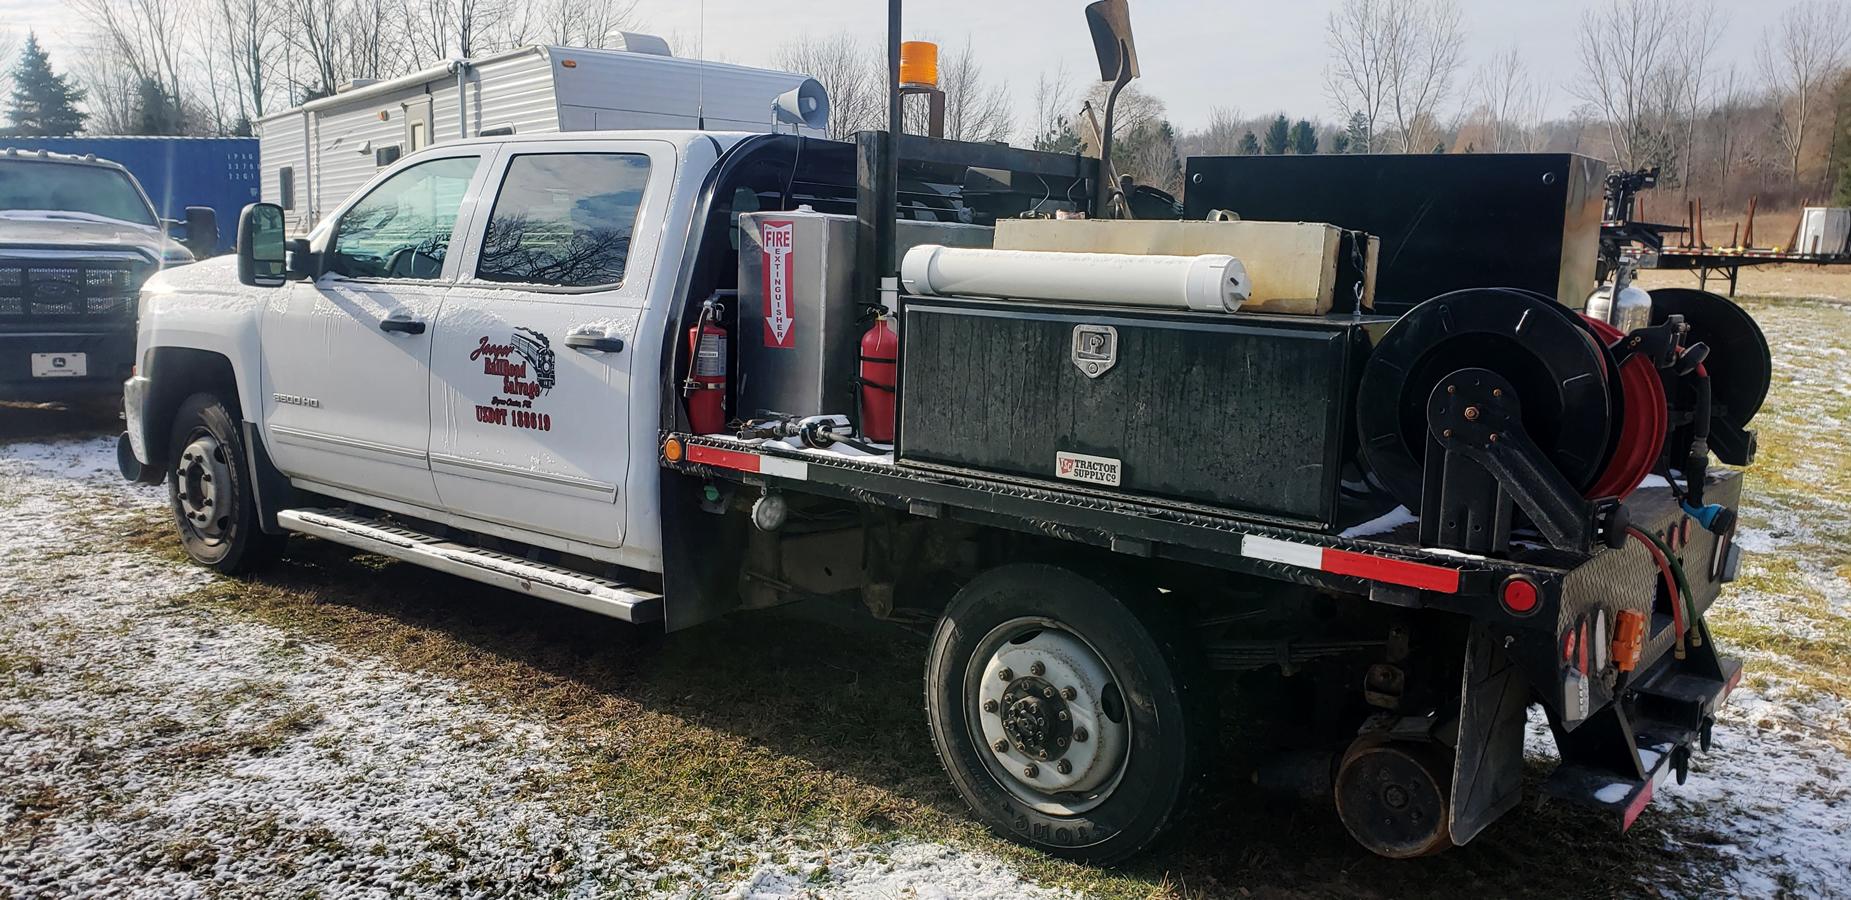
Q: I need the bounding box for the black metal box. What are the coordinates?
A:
[1183,153,1607,314]
[898,297,1377,528]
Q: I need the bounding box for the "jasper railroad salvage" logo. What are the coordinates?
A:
[471,328,557,431]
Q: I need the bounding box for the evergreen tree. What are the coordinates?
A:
[1236,131,1260,155]
[1262,115,1290,155]
[1033,117,1084,155]
[1332,132,1352,154]
[1432,141,1447,154]
[1344,111,1371,154]
[6,33,86,137]
[131,78,186,135]
[1289,119,1318,154]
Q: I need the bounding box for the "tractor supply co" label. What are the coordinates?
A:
[1055,451,1122,487]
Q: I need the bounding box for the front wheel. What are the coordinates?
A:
[924,564,1215,865]
[166,392,282,574]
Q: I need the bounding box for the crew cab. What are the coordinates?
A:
[120,128,1755,867]
[0,148,215,401]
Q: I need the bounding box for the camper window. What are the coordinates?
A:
[477,153,651,289]
[278,167,294,211]
[328,155,481,280]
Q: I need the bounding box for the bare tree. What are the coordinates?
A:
[290,0,346,98]
[72,0,194,113]
[931,39,1012,143]
[1197,106,1246,156]
[1326,0,1462,154]
[1473,46,1544,152]
[1573,0,1680,169]
[1027,63,1079,149]
[1382,0,1462,154]
[1324,0,1392,152]
[773,33,880,141]
[1668,1,1726,194]
[214,0,280,125]
[1757,0,1851,183]
[1710,64,1749,190]
[527,0,639,48]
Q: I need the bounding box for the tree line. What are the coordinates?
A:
[3,0,1849,208]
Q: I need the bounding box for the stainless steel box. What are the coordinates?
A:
[737,209,991,421]
[737,209,860,421]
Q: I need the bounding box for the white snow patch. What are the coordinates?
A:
[0,436,1063,899]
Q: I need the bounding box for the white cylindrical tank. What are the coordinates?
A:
[900,245,1252,314]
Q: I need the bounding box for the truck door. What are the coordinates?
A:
[425,140,673,547]
[260,151,489,507]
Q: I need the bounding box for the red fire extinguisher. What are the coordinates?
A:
[859,315,898,443]
[684,298,727,434]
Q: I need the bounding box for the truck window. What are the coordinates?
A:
[0,161,157,226]
[329,155,479,280]
[476,153,650,288]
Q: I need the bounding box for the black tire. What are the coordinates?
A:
[165,392,282,574]
[924,563,1215,865]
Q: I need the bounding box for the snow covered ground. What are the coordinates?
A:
[0,436,1069,899]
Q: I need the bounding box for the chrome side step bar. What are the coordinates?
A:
[276,508,662,624]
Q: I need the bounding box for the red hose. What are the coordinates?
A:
[1583,315,1668,500]
[1628,526,1685,657]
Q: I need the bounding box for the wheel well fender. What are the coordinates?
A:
[140,347,240,471]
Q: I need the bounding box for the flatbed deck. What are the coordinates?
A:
[660,430,1741,623]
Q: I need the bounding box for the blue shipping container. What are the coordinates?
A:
[0,136,259,253]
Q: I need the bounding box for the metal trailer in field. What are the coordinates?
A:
[255,37,827,232]
[0,136,256,253]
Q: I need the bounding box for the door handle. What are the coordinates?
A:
[565,333,625,353]
[379,317,425,335]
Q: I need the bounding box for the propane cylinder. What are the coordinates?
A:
[1586,260,1653,334]
[858,315,898,443]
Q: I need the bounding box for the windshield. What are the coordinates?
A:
[0,161,157,226]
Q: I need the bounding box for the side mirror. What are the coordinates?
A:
[182,206,219,258]
[236,203,287,287]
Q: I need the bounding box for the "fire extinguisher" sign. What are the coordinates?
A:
[761,221,795,349]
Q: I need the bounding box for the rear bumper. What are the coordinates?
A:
[0,328,135,401]
[1540,627,1743,828]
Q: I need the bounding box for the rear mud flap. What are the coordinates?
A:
[1449,624,1530,846]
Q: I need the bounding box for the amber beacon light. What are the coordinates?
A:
[900,41,939,89]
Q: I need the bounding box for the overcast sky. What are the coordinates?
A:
[1,0,1798,133]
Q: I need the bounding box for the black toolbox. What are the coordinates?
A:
[898,296,1388,529]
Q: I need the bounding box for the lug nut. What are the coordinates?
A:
[1061,686,1077,700]
[983,699,998,713]
[1463,406,1480,421]
[1023,764,1039,778]
[1037,749,1048,759]
[1057,710,1069,721]
[993,739,1009,753]
[1073,727,1088,743]
[1057,760,1072,775]
[1029,661,1045,676]
[1043,687,1056,699]
[997,667,1013,682]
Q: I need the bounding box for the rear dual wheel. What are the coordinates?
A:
[925,564,1215,864]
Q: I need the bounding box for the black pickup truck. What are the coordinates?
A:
[0,148,213,402]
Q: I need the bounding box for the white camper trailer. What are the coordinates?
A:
[256,37,827,231]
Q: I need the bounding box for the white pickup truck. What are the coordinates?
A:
[120,126,1753,869]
